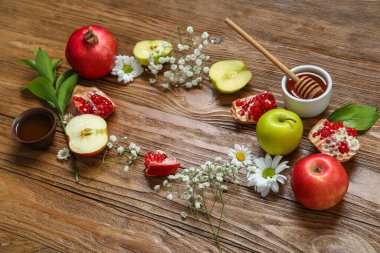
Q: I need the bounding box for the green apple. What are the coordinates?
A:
[133,40,172,66]
[256,108,303,155]
[209,60,252,94]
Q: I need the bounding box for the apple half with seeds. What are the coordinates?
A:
[66,114,108,157]
[133,40,173,66]
[209,60,252,94]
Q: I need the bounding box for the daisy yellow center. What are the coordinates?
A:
[235,151,246,162]
[123,64,133,73]
[61,151,67,157]
[262,168,275,179]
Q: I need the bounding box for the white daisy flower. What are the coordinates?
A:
[111,55,144,84]
[247,154,288,197]
[154,185,161,191]
[57,147,71,161]
[228,144,253,167]
[109,135,117,143]
[62,113,74,125]
[194,202,201,209]
[167,193,174,200]
[123,165,129,172]
[107,142,113,149]
[117,146,125,155]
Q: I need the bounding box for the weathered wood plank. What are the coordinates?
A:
[0,0,379,252]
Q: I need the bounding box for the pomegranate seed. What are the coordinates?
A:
[238,110,245,116]
[235,99,243,106]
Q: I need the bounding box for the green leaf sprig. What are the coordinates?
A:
[19,48,80,181]
[328,103,379,132]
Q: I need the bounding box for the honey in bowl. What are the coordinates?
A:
[286,72,328,99]
[12,108,57,149]
[16,114,53,141]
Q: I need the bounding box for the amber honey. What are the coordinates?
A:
[16,114,53,141]
[286,72,327,99]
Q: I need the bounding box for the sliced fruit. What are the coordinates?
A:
[231,91,277,124]
[209,60,252,94]
[144,150,180,177]
[66,114,108,157]
[133,40,173,66]
[308,119,360,162]
[72,85,115,118]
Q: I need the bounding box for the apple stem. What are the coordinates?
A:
[84,26,99,45]
[281,118,297,123]
[314,167,322,173]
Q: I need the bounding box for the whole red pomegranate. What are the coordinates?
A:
[66,25,118,79]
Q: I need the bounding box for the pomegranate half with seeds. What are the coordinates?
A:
[72,85,115,118]
[308,119,360,162]
[144,150,180,177]
[231,91,277,124]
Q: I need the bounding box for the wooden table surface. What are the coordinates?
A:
[1,0,379,252]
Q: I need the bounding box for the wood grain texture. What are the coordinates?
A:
[0,0,379,252]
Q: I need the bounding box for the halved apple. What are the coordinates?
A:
[209,60,252,94]
[65,114,108,157]
[133,40,172,66]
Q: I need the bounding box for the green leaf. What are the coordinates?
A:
[328,103,379,131]
[57,73,78,114]
[47,100,57,108]
[26,77,57,106]
[35,48,54,84]
[18,59,37,70]
[52,59,62,81]
[56,69,75,91]
[52,58,62,69]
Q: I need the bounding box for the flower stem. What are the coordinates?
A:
[58,112,79,182]
[176,26,183,44]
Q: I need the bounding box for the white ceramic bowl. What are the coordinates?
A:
[281,65,332,118]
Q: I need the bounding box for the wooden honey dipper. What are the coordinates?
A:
[225,18,323,99]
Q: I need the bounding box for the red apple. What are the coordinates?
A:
[291,153,349,210]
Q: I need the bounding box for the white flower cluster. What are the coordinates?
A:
[147,26,211,90]
[155,155,241,219]
[107,135,141,172]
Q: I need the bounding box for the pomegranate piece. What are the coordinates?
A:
[308,119,360,162]
[231,91,277,124]
[144,150,180,177]
[72,85,115,118]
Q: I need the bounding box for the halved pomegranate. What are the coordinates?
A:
[144,150,180,177]
[308,119,360,162]
[72,85,115,118]
[231,91,277,124]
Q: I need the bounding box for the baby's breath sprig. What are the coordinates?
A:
[99,135,141,173]
[147,26,211,90]
[154,150,245,252]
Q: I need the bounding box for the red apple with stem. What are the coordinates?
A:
[291,153,349,210]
